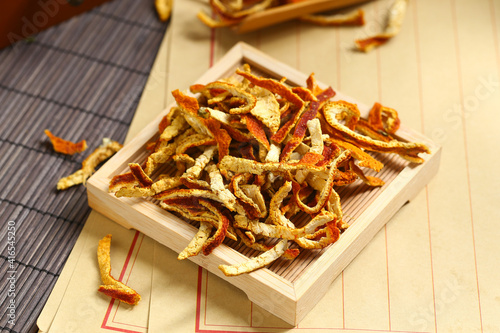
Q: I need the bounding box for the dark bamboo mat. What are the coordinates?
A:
[0,1,168,332]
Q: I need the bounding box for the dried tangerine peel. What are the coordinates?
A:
[155,0,173,22]
[45,129,87,155]
[355,0,409,52]
[198,0,365,30]
[97,234,141,305]
[300,8,365,26]
[197,0,274,28]
[219,239,289,276]
[58,138,122,190]
[109,63,429,276]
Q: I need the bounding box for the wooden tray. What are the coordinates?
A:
[87,42,441,326]
[234,0,371,33]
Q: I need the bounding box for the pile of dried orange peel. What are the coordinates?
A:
[108,64,429,277]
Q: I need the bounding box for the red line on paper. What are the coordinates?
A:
[209,8,216,68]
[384,226,392,331]
[341,271,345,329]
[296,21,301,70]
[118,231,141,282]
[195,266,204,332]
[125,233,144,284]
[425,187,437,333]
[335,28,342,91]
[373,1,391,327]
[375,0,383,104]
[112,234,146,328]
[411,2,437,332]
[450,0,484,331]
[205,268,210,326]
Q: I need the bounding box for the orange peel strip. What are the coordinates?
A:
[45,129,87,155]
[300,8,365,26]
[218,239,289,276]
[280,100,320,161]
[295,221,340,249]
[129,163,153,187]
[355,0,408,52]
[199,119,231,160]
[234,211,334,240]
[58,138,122,190]
[155,0,172,22]
[295,150,351,214]
[205,81,257,115]
[348,160,385,187]
[199,200,230,255]
[322,101,430,163]
[241,114,270,150]
[178,221,213,260]
[97,234,141,305]
[219,155,327,175]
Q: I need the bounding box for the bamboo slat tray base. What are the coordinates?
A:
[87,42,441,326]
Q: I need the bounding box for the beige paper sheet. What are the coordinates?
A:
[39,0,500,332]
[151,0,500,332]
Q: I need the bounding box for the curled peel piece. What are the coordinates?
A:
[322,101,430,163]
[45,129,87,155]
[178,222,213,260]
[197,0,274,28]
[300,9,365,26]
[355,0,409,52]
[58,138,122,190]
[205,81,257,115]
[155,0,173,21]
[199,200,230,255]
[219,239,289,276]
[97,234,141,305]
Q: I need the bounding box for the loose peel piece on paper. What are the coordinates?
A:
[355,0,409,52]
[97,234,141,305]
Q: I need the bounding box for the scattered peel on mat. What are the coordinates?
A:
[109,63,429,276]
[97,234,141,305]
[57,138,122,190]
[45,129,87,155]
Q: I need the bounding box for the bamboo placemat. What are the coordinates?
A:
[0,1,167,332]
